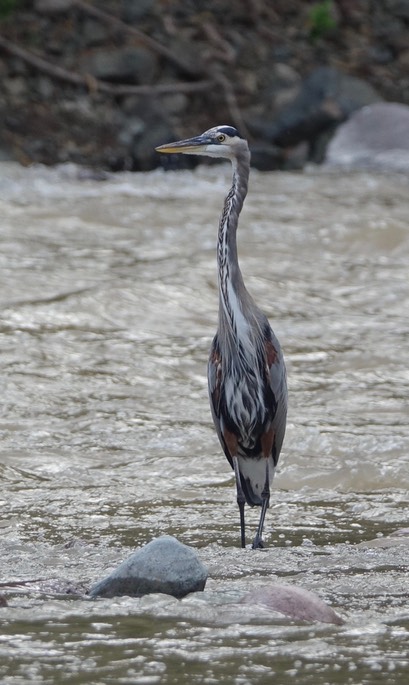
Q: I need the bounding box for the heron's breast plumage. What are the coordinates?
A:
[217,249,269,444]
[212,315,275,450]
[222,352,267,448]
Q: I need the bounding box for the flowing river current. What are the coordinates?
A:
[0,161,408,684]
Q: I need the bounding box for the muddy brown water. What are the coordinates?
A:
[0,162,408,684]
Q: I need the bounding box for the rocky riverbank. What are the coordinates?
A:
[0,0,408,171]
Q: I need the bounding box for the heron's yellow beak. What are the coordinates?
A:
[155,134,210,155]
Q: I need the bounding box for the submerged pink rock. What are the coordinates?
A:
[241,584,343,625]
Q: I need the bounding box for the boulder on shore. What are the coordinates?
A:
[325,102,409,171]
[250,66,382,166]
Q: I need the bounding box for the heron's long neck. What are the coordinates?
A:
[217,152,251,336]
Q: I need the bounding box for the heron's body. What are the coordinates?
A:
[156,126,287,548]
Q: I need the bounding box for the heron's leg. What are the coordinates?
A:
[252,459,270,549]
[232,455,246,548]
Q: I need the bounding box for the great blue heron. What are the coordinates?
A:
[156,125,287,549]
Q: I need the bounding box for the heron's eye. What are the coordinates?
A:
[217,134,226,143]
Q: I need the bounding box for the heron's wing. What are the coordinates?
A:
[265,334,287,464]
[208,334,234,469]
[208,334,221,417]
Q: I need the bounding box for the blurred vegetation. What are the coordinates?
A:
[0,0,18,19]
[308,0,337,42]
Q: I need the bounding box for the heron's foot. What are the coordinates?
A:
[251,534,265,549]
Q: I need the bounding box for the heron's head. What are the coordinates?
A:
[155,125,247,161]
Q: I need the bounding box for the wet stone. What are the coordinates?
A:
[89,536,208,600]
[326,102,409,171]
[241,584,344,625]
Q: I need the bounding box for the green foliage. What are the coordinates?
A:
[0,0,18,19]
[308,0,337,42]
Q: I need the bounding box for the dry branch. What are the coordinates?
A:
[0,34,213,96]
[201,21,236,64]
[73,0,203,78]
[74,1,247,132]
[211,68,249,139]
[0,1,248,137]
[0,34,86,87]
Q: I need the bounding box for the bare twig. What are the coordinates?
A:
[73,0,203,78]
[0,34,87,87]
[209,68,249,139]
[201,21,236,64]
[246,0,280,25]
[74,1,246,130]
[105,80,214,96]
[196,19,247,137]
[0,0,248,137]
[0,34,213,96]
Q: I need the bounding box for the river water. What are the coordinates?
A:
[0,161,408,684]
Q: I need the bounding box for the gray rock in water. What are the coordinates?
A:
[326,102,409,171]
[89,536,208,600]
[241,584,344,625]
